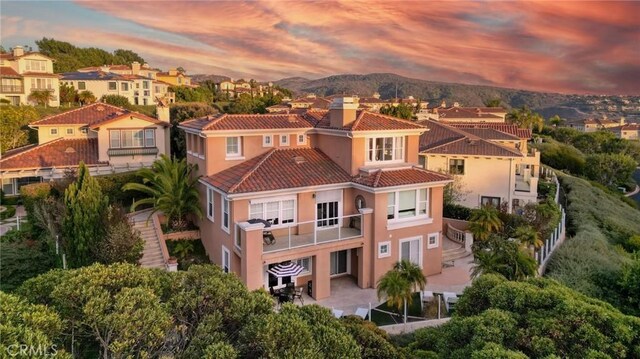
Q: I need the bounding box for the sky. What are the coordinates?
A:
[1,1,639,95]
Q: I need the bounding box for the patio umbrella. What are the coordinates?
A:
[267,262,303,278]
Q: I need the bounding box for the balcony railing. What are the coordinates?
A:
[107,147,159,157]
[0,85,24,93]
[262,214,363,253]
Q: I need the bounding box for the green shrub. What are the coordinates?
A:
[95,172,148,209]
[0,230,56,292]
[19,182,53,218]
[0,205,16,220]
[444,203,472,220]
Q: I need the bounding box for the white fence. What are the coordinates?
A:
[536,171,566,275]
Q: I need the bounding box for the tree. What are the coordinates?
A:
[506,106,544,132]
[123,155,202,229]
[584,153,636,187]
[618,254,640,316]
[377,259,425,323]
[468,205,502,241]
[77,90,96,105]
[176,66,186,73]
[380,103,414,120]
[513,225,542,254]
[471,236,537,280]
[113,49,145,64]
[483,97,502,107]
[547,114,564,127]
[62,162,109,268]
[0,105,39,153]
[100,94,131,108]
[28,89,55,107]
[95,207,143,265]
[59,82,78,106]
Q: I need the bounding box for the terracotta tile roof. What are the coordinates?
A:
[436,107,503,119]
[306,110,425,131]
[445,123,531,139]
[0,138,102,170]
[0,67,22,78]
[419,120,523,157]
[455,128,521,141]
[290,97,332,109]
[352,167,451,188]
[203,148,352,194]
[31,102,167,128]
[181,113,314,131]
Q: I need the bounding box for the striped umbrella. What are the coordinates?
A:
[267,262,303,278]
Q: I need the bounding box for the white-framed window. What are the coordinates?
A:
[110,130,120,148]
[378,241,391,258]
[249,197,296,226]
[206,187,215,222]
[221,197,230,233]
[280,134,289,146]
[144,129,155,147]
[449,159,465,175]
[295,257,312,275]
[387,188,430,220]
[427,232,439,249]
[121,83,129,91]
[50,128,58,135]
[226,137,241,157]
[77,82,86,90]
[400,236,422,266]
[366,136,404,163]
[109,129,156,148]
[66,128,74,135]
[297,133,306,145]
[263,135,273,147]
[222,246,230,273]
[108,82,117,91]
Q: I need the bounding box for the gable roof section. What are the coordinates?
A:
[181,113,314,131]
[455,128,521,141]
[31,102,167,128]
[352,167,451,188]
[306,110,425,132]
[419,120,523,157]
[0,138,102,171]
[203,148,352,194]
[0,67,22,78]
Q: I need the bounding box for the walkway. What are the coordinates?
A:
[0,205,27,236]
[129,210,166,269]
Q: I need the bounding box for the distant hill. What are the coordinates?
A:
[274,73,640,120]
[191,74,232,84]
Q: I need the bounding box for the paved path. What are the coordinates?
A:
[0,205,27,236]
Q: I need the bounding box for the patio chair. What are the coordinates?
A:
[278,293,291,308]
[269,287,276,297]
[332,309,344,318]
[263,231,275,245]
[292,287,304,305]
[354,307,368,320]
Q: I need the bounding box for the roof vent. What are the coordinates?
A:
[96,105,105,112]
[293,156,306,164]
[65,147,76,153]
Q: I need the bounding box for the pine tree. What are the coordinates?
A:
[62,162,109,268]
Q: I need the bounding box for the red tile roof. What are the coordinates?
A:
[0,138,102,170]
[436,107,503,119]
[305,110,425,131]
[31,103,168,128]
[445,123,531,139]
[181,113,314,131]
[419,120,523,157]
[203,148,352,194]
[0,67,22,78]
[352,167,451,188]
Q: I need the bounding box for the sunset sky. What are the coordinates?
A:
[2,1,638,95]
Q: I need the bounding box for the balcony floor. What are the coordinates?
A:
[514,178,531,192]
[264,226,361,253]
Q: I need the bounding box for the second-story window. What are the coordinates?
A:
[78,82,86,90]
[50,128,58,136]
[387,188,430,221]
[221,198,230,232]
[121,83,129,91]
[449,159,465,175]
[110,129,156,148]
[226,137,241,157]
[143,81,149,89]
[263,135,273,147]
[207,187,215,222]
[66,128,74,135]
[367,136,404,163]
[297,134,306,145]
[108,82,117,91]
[280,134,289,146]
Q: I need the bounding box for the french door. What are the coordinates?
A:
[317,201,339,228]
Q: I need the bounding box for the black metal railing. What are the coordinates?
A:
[107,147,159,157]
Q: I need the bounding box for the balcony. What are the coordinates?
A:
[262,214,363,253]
[1,85,24,93]
[107,147,159,157]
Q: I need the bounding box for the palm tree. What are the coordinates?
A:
[123,155,202,230]
[506,106,544,132]
[377,270,411,322]
[78,90,96,105]
[514,225,543,255]
[394,259,427,293]
[468,205,502,241]
[28,89,54,107]
[472,236,538,280]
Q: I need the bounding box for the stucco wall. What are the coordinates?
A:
[95,116,169,164]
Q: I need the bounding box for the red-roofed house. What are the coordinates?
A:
[417,101,507,123]
[178,97,452,300]
[0,46,60,106]
[418,120,540,212]
[0,102,171,196]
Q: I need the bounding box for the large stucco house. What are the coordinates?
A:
[0,46,60,107]
[419,120,540,213]
[179,97,452,300]
[0,102,171,196]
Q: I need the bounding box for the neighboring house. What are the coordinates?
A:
[156,68,192,87]
[0,46,60,107]
[289,95,332,110]
[0,102,171,196]
[418,120,540,213]
[609,123,640,140]
[418,102,507,122]
[216,79,278,99]
[565,117,624,132]
[78,61,159,80]
[178,97,452,300]
[61,71,135,103]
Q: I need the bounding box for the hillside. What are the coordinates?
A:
[275,73,640,120]
[191,74,232,84]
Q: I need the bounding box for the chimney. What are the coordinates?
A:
[131,61,141,75]
[12,46,24,57]
[329,97,359,128]
[156,98,170,123]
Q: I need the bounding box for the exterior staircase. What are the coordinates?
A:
[442,245,470,262]
[130,211,166,269]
